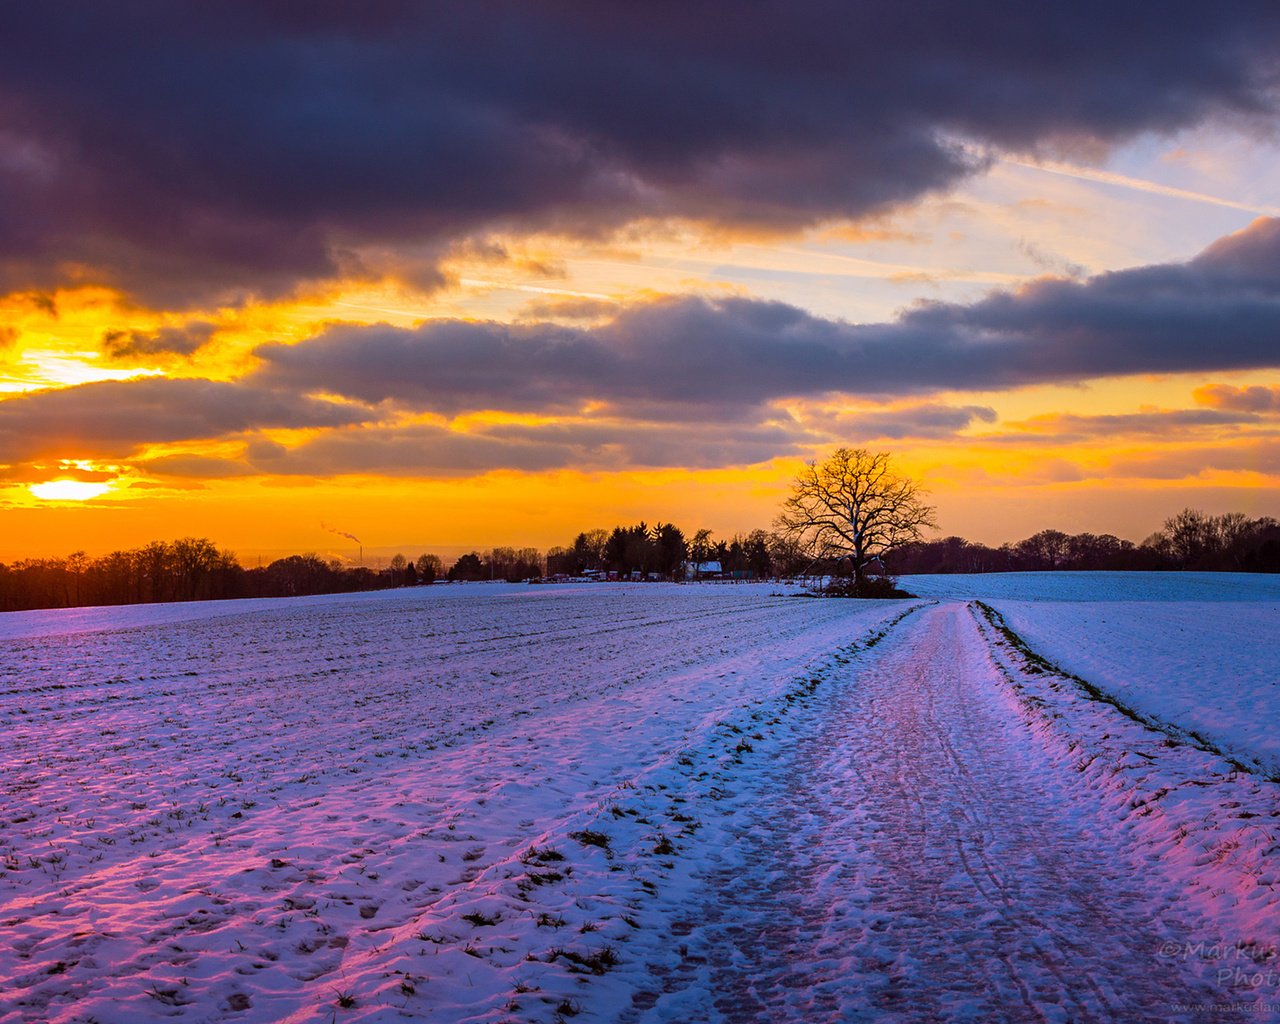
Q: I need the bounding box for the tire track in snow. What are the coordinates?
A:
[657,602,1225,1023]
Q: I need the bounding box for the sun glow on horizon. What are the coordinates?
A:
[29,480,114,502]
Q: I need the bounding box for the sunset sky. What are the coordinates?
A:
[2,3,1279,561]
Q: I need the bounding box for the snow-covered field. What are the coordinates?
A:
[0,583,905,1023]
[908,572,1280,775]
[2,576,1278,1023]
[904,569,1280,603]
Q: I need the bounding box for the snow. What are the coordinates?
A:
[0,581,538,642]
[991,600,1280,777]
[904,572,1280,775]
[903,569,1280,603]
[0,582,905,1023]
[3,575,1278,1022]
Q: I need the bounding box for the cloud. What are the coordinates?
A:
[2,4,1278,303]
[0,462,117,484]
[9,217,1280,484]
[991,408,1263,444]
[1017,239,1086,279]
[138,454,258,480]
[516,296,619,321]
[257,218,1280,410]
[814,403,998,440]
[1194,383,1280,412]
[143,416,816,479]
[0,377,370,463]
[1107,441,1280,480]
[101,322,218,359]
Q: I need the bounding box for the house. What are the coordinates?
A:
[684,560,722,580]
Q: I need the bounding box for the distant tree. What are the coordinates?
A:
[482,546,543,581]
[603,527,628,573]
[387,552,417,586]
[653,522,688,579]
[1064,532,1133,570]
[776,448,936,587]
[1147,508,1217,569]
[725,537,744,576]
[1242,519,1280,572]
[603,523,650,576]
[263,553,335,596]
[91,549,135,605]
[170,536,228,600]
[1014,530,1071,570]
[712,539,729,565]
[893,536,1012,574]
[448,552,485,581]
[689,528,714,573]
[765,530,808,576]
[65,550,89,605]
[1215,512,1253,569]
[415,553,443,582]
[744,529,773,578]
[545,545,577,576]
[572,529,610,570]
[624,522,652,576]
[1165,509,1205,567]
[135,540,173,603]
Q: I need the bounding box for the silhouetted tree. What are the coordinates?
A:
[572,529,609,570]
[448,552,486,581]
[415,553,443,583]
[745,530,773,578]
[776,448,936,586]
[653,522,688,579]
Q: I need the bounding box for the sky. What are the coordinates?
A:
[2,2,1280,561]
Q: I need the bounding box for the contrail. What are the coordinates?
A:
[1001,157,1280,217]
[454,280,612,300]
[321,522,361,544]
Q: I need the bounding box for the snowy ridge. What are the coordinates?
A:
[989,598,1280,779]
[973,601,1280,955]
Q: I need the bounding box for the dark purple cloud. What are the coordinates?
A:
[825,404,998,440]
[9,218,1280,480]
[0,378,370,463]
[141,418,815,478]
[101,322,218,359]
[1,3,1278,304]
[256,218,1280,410]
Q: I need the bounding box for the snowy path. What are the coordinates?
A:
[648,603,1229,1023]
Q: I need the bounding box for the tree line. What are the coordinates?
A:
[0,540,396,613]
[540,523,803,580]
[893,509,1280,574]
[440,527,800,583]
[1,507,1277,614]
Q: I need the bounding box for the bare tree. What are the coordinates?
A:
[415,553,443,582]
[776,448,936,586]
[689,528,715,578]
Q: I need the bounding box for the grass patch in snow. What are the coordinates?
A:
[974,601,1254,776]
[568,829,611,851]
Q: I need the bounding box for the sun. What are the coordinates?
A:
[29,480,113,502]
